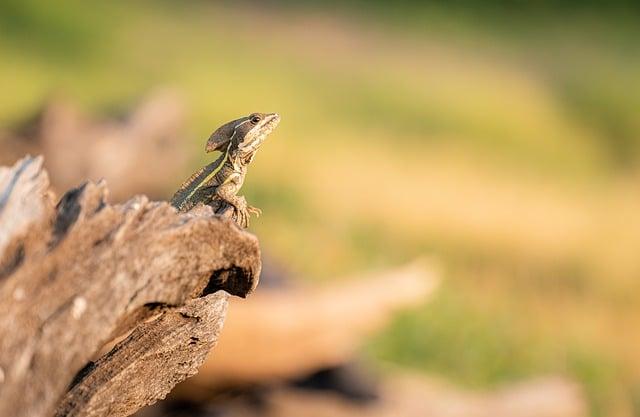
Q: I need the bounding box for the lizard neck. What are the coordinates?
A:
[228,146,254,173]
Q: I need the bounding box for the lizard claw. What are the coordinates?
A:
[247,205,262,218]
[223,197,260,228]
[233,201,249,228]
[234,207,249,228]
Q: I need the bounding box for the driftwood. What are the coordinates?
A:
[0,156,261,417]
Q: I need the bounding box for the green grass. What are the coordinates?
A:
[367,285,551,387]
[367,283,621,416]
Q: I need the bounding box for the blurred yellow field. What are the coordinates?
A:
[1,1,640,415]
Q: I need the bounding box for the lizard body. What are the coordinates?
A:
[170,112,280,227]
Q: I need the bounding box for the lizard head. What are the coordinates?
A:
[206,112,280,153]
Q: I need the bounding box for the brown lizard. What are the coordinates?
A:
[170,113,280,227]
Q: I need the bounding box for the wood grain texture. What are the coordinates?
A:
[0,156,261,417]
[55,295,229,417]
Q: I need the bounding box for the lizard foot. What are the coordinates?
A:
[231,197,250,228]
[226,197,261,228]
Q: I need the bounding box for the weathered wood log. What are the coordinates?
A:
[55,296,228,417]
[0,156,261,417]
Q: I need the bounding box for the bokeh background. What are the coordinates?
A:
[1,1,639,416]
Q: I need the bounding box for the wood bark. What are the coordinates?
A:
[0,156,261,417]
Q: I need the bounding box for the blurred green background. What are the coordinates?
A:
[1,1,640,416]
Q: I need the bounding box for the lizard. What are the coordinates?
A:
[170,112,280,228]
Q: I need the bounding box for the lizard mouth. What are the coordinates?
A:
[237,113,280,153]
[255,113,280,139]
[264,113,280,131]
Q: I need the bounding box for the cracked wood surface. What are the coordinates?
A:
[0,156,261,417]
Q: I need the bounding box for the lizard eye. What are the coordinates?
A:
[250,114,262,124]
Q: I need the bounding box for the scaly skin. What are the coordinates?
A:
[170,112,280,227]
